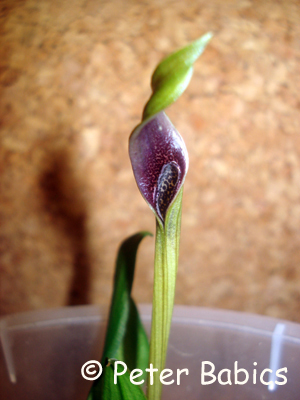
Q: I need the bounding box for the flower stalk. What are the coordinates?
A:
[148,188,183,400]
[129,32,212,400]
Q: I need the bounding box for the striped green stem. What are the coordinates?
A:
[147,188,183,400]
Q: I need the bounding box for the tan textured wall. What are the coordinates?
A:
[0,0,299,321]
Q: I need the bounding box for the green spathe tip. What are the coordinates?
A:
[142,32,213,120]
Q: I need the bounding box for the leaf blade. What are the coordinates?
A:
[87,232,151,400]
[101,231,152,363]
[116,298,149,382]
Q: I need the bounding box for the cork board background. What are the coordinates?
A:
[1,0,299,321]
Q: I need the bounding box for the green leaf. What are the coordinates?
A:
[91,364,122,400]
[87,232,151,399]
[143,32,213,120]
[101,231,152,363]
[116,298,149,382]
[99,360,147,400]
[113,362,147,400]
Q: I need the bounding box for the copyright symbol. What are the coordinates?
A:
[81,360,102,381]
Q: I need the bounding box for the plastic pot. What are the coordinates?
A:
[0,305,300,399]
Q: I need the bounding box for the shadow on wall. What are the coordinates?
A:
[39,148,91,306]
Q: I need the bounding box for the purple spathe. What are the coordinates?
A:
[129,111,189,221]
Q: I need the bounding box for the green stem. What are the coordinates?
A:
[147,188,183,400]
[131,33,212,400]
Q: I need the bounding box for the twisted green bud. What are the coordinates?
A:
[142,32,213,121]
